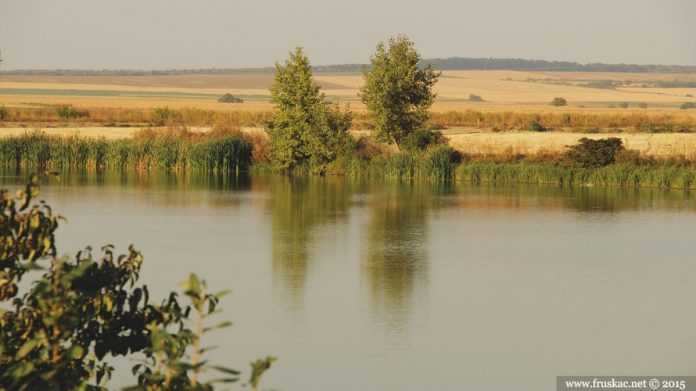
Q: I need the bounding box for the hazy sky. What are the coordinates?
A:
[1,0,694,70]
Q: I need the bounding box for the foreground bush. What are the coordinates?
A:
[0,175,274,390]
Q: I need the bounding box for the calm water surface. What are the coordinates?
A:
[2,171,696,391]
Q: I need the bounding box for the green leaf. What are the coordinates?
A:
[70,345,84,359]
[15,340,38,359]
[211,365,241,375]
[214,289,231,299]
[181,273,201,295]
[203,321,232,333]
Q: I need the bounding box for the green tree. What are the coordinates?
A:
[360,36,440,149]
[266,47,352,173]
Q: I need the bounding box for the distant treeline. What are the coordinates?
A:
[420,58,696,73]
[3,57,695,76]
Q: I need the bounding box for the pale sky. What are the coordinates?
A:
[0,0,694,70]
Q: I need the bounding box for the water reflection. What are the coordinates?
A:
[363,182,452,327]
[268,176,352,304]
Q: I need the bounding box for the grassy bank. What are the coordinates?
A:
[455,162,696,189]
[332,145,696,189]
[5,130,696,189]
[0,129,252,171]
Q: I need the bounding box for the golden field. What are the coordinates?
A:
[2,70,696,158]
[2,70,696,109]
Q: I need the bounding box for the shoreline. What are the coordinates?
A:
[3,126,696,159]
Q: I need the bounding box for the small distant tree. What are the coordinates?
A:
[550,97,567,107]
[565,137,624,168]
[681,102,695,110]
[266,47,352,173]
[468,94,484,102]
[218,93,244,103]
[360,36,440,149]
[638,102,648,109]
[619,102,629,109]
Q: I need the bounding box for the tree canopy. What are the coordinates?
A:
[360,36,440,149]
[266,48,351,173]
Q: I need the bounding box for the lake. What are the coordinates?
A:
[2,170,695,391]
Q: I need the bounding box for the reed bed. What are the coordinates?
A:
[0,129,253,171]
[338,144,696,189]
[455,162,696,189]
[344,146,461,181]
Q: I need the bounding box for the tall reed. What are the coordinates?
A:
[0,130,252,171]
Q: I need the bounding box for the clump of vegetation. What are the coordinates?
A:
[218,93,244,103]
[56,105,87,119]
[0,175,274,390]
[638,103,648,109]
[580,80,616,89]
[265,47,352,174]
[550,97,567,107]
[0,106,7,121]
[687,94,694,98]
[0,129,252,171]
[360,35,440,149]
[400,128,443,152]
[680,102,695,110]
[468,94,484,102]
[565,137,624,168]
[153,106,177,126]
[421,145,461,180]
[619,102,629,109]
[526,119,547,132]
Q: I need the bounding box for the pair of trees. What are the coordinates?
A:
[266,36,440,173]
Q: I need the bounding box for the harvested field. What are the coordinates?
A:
[446,131,696,158]
[3,70,696,107]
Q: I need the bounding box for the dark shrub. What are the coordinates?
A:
[400,129,442,152]
[56,105,87,119]
[565,137,624,168]
[218,93,244,103]
[619,102,629,108]
[550,97,567,106]
[680,102,695,110]
[638,103,648,109]
[469,94,484,102]
[526,119,547,132]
